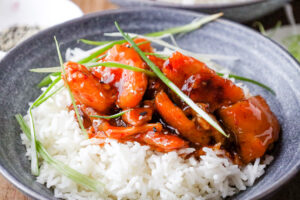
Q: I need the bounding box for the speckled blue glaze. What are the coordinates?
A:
[0,8,299,200]
[110,0,290,22]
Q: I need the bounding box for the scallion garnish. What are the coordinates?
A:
[146,13,223,37]
[86,62,156,77]
[217,73,276,95]
[34,85,64,107]
[28,76,62,175]
[54,37,88,136]
[80,13,223,46]
[28,107,39,175]
[30,62,156,77]
[115,21,228,137]
[90,109,131,119]
[79,39,112,46]
[37,72,60,88]
[15,114,105,193]
[30,67,61,73]
[78,40,125,64]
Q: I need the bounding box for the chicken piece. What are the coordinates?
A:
[218,96,280,163]
[122,101,154,126]
[99,122,163,140]
[162,52,245,111]
[91,43,148,109]
[185,103,225,145]
[138,130,188,152]
[63,61,116,113]
[155,91,210,145]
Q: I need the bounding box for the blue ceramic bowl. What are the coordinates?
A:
[0,8,299,200]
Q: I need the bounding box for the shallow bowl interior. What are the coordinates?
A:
[110,0,290,22]
[0,8,299,200]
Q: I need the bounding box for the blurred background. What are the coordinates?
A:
[0,0,299,199]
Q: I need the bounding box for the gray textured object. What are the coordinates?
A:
[110,0,290,22]
[0,8,299,200]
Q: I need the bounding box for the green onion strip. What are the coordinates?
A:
[15,114,104,193]
[27,76,62,175]
[115,21,228,137]
[90,109,131,119]
[30,64,274,95]
[80,13,223,46]
[217,73,276,95]
[54,37,87,136]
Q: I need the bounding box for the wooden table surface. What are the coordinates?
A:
[0,0,299,199]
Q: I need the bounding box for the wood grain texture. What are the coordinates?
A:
[1,0,299,199]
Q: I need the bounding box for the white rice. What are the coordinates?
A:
[20,83,271,200]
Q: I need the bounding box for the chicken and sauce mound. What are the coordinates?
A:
[63,38,280,165]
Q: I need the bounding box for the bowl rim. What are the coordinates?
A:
[111,0,268,9]
[0,7,299,200]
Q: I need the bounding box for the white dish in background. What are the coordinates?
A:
[0,0,83,30]
[0,0,83,59]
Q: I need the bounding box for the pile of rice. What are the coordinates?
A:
[21,83,272,200]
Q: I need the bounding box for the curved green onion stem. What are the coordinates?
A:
[34,85,64,107]
[31,63,274,96]
[37,72,61,88]
[80,13,223,46]
[15,114,104,193]
[90,109,131,119]
[78,40,124,64]
[115,21,228,137]
[147,13,223,37]
[54,37,87,136]
[28,76,61,175]
[79,39,112,46]
[77,37,147,64]
[31,67,61,73]
[30,62,156,77]
[28,107,39,175]
[86,62,156,77]
[217,73,276,95]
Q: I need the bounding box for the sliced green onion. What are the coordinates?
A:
[28,76,62,175]
[86,62,156,77]
[30,62,156,77]
[33,77,61,106]
[28,107,39,175]
[54,37,88,136]
[15,114,104,193]
[115,21,228,137]
[37,72,60,88]
[78,40,125,64]
[90,109,131,119]
[146,13,223,37]
[217,73,276,95]
[34,85,64,107]
[79,39,112,46]
[81,13,223,47]
[31,67,61,73]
